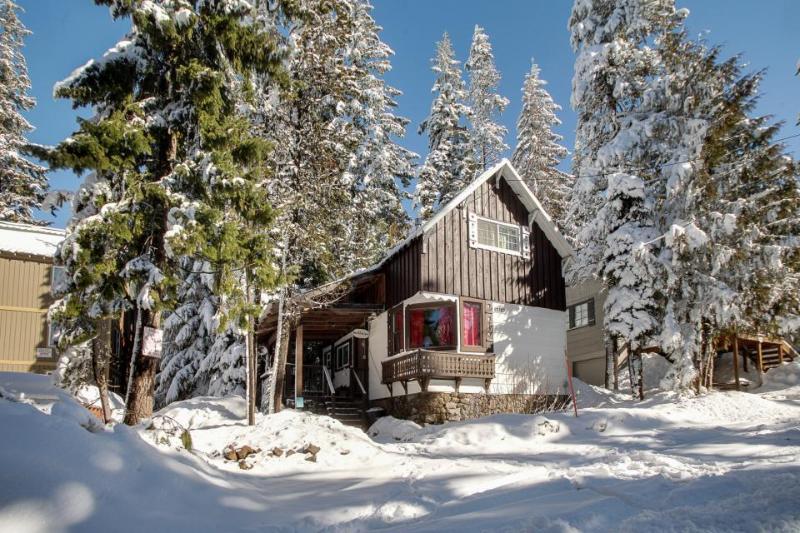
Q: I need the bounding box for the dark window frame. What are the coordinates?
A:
[568,298,596,330]
[388,303,405,355]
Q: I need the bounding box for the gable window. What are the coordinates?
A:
[568,298,595,329]
[460,298,485,351]
[469,212,530,258]
[407,303,456,349]
[388,305,404,355]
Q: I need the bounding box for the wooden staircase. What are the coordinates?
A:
[300,391,368,430]
[323,396,368,429]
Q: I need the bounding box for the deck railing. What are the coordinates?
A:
[381,349,495,389]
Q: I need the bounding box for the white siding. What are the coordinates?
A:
[368,311,389,400]
[491,303,568,394]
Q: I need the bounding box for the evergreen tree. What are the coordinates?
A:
[46,0,287,424]
[254,0,414,411]
[465,25,509,170]
[416,32,474,222]
[344,0,417,262]
[511,61,570,228]
[568,0,686,397]
[0,0,48,223]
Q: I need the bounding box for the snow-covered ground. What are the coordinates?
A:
[1,366,799,532]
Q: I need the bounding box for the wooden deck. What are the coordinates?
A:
[382,349,495,393]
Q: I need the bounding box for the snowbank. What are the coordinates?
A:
[761,361,800,390]
[1,370,799,532]
[367,415,422,442]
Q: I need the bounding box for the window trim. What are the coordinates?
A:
[322,345,332,369]
[471,213,525,257]
[459,297,487,353]
[568,298,596,330]
[405,301,457,351]
[388,303,405,355]
[335,341,351,370]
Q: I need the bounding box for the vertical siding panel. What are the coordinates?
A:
[468,190,478,299]
[450,211,460,296]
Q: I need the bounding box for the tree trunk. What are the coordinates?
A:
[245,269,256,426]
[91,319,113,424]
[124,131,175,426]
[629,347,644,401]
[604,332,615,390]
[271,317,292,413]
[124,309,162,425]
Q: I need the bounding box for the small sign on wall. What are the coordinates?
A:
[142,327,163,359]
[352,328,369,339]
[36,348,52,359]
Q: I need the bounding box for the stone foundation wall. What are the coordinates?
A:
[371,392,570,425]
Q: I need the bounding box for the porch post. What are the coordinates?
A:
[757,340,764,373]
[733,336,740,391]
[295,324,304,409]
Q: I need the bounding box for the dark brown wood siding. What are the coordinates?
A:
[382,236,422,308]
[416,177,565,310]
[380,176,566,311]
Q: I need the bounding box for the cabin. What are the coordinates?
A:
[566,279,799,391]
[0,221,64,374]
[258,160,574,425]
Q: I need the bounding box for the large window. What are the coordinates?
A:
[470,213,529,258]
[407,304,455,349]
[388,305,404,355]
[568,299,595,329]
[461,298,484,351]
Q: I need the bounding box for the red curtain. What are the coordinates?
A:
[463,302,482,346]
[409,309,424,347]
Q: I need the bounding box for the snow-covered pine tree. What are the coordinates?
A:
[465,25,509,171]
[343,0,417,264]
[568,0,686,395]
[694,62,800,349]
[255,0,414,411]
[0,0,48,223]
[511,61,570,229]
[416,32,474,223]
[650,29,800,390]
[47,0,286,424]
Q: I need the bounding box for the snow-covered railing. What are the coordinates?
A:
[381,349,495,392]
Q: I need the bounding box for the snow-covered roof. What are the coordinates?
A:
[0,220,64,259]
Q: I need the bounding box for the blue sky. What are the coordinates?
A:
[18,0,800,228]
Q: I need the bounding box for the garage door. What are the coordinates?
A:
[573,357,605,386]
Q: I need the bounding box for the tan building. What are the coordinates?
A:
[0,221,65,373]
[566,279,606,386]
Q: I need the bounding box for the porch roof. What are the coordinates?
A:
[258,300,383,342]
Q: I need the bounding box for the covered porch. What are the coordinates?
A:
[257,273,385,416]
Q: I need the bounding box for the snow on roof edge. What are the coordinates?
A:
[0,220,65,258]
